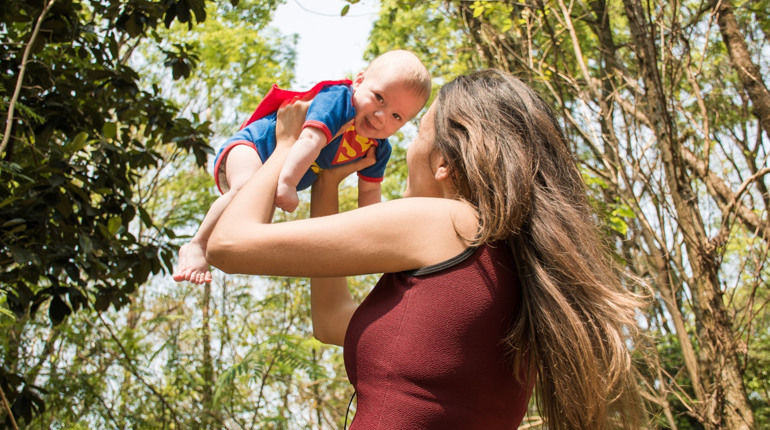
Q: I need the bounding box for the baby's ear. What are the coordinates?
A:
[352,71,365,88]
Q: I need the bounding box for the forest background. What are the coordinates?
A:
[1,0,769,428]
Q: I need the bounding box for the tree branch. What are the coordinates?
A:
[0,384,19,430]
[0,0,57,157]
[91,313,182,428]
[682,147,770,241]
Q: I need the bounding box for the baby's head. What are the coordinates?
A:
[351,50,431,139]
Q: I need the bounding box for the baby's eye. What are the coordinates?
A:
[393,113,402,121]
[375,93,384,103]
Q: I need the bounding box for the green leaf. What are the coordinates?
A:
[67,131,89,155]
[613,205,636,219]
[79,235,93,254]
[138,206,153,228]
[189,0,206,22]
[94,292,111,312]
[608,217,629,236]
[103,122,117,139]
[107,215,122,236]
[341,4,350,16]
[2,218,26,228]
[126,13,143,37]
[0,196,20,209]
[0,306,16,320]
[177,0,191,23]
[9,245,33,265]
[501,18,512,32]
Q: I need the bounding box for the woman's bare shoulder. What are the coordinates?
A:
[368,197,476,230]
[366,197,478,258]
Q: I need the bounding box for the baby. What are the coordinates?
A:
[173,49,432,284]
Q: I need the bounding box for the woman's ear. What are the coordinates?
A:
[433,156,458,198]
[434,155,451,182]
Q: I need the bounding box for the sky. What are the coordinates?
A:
[271,0,381,89]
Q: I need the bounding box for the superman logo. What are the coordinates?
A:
[332,125,378,165]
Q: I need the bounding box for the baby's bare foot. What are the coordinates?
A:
[173,242,213,284]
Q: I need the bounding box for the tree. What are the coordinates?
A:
[0,0,291,425]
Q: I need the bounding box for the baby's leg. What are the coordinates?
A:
[174,145,263,283]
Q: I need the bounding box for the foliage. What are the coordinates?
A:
[0,0,209,424]
[147,0,295,135]
[366,0,472,85]
[0,0,293,425]
[0,0,211,317]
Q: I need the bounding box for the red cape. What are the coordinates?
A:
[241,79,353,129]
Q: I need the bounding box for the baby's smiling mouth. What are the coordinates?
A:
[363,117,376,133]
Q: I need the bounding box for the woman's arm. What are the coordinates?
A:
[309,153,375,346]
[207,101,477,279]
[356,178,381,208]
[209,197,473,277]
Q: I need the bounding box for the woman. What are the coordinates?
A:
[207,69,644,429]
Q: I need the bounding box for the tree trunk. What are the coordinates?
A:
[621,0,755,427]
[201,282,216,429]
[711,0,770,141]
[640,224,706,403]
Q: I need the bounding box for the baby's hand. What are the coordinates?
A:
[275,182,300,212]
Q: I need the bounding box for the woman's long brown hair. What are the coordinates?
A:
[433,69,644,429]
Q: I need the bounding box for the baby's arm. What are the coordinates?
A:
[275,127,327,212]
[357,178,382,208]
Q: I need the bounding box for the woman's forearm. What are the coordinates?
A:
[309,168,360,346]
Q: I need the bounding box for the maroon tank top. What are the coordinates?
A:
[344,242,532,429]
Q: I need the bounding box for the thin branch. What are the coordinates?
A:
[91,313,182,428]
[683,147,770,241]
[0,0,57,157]
[0,384,19,430]
[718,167,770,239]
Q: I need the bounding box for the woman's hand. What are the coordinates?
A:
[311,148,376,215]
[275,95,312,148]
[311,148,376,217]
[316,147,376,188]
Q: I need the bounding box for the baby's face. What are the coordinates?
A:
[351,70,425,139]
